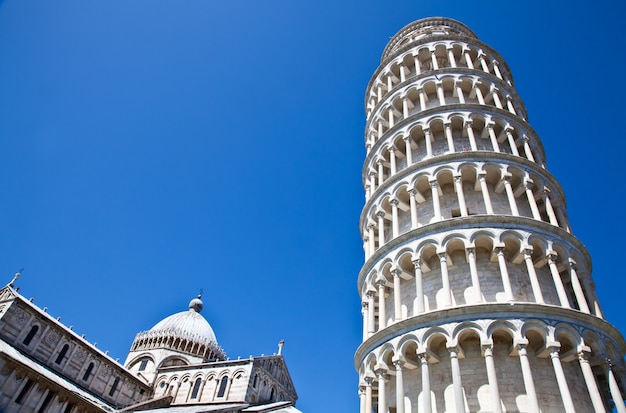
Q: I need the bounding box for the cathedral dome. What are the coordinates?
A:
[129,295,226,361]
[149,295,215,343]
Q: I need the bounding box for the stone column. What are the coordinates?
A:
[502,174,519,216]
[464,120,478,151]
[444,122,455,152]
[431,49,439,70]
[447,47,457,68]
[607,361,626,413]
[578,351,606,413]
[394,360,405,413]
[402,96,409,118]
[467,247,482,303]
[546,252,570,308]
[464,49,474,68]
[482,342,502,413]
[516,342,540,413]
[403,136,413,166]
[430,180,442,221]
[359,384,367,413]
[495,246,514,301]
[376,279,387,330]
[474,82,485,105]
[377,211,386,247]
[377,158,385,187]
[521,136,536,162]
[362,301,369,341]
[408,189,419,229]
[454,175,468,216]
[478,52,490,72]
[492,60,503,79]
[365,376,374,413]
[478,173,494,214]
[366,290,376,337]
[523,247,544,304]
[524,180,542,220]
[505,128,520,156]
[413,257,425,314]
[486,123,500,152]
[438,252,452,307]
[391,268,402,322]
[414,54,422,75]
[376,368,388,413]
[568,259,590,314]
[390,199,400,238]
[388,107,395,129]
[449,345,465,413]
[418,353,432,413]
[491,87,503,109]
[388,146,397,175]
[418,88,427,111]
[547,344,576,412]
[506,97,518,116]
[455,81,465,104]
[424,128,433,157]
[437,82,446,106]
[367,224,375,255]
[543,188,560,226]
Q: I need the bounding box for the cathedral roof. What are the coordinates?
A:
[149,295,217,344]
[129,295,226,361]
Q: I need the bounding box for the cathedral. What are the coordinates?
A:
[0,276,300,412]
[355,17,626,413]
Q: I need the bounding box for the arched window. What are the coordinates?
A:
[108,377,120,397]
[217,376,228,398]
[55,344,69,364]
[270,387,275,401]
[82,362,94,381]
[23,325,38,346]
[191,378,202,399]
[253,374,258,388]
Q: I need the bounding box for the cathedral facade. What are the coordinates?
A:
[355,17,626,413]
[0,280,300,412]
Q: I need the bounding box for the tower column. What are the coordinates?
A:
[449,345,465,413]
[377,211,386,247]
[487,123,500,152]
[361,301,369,341]
[478,173,494,214]
[502,174,519,216]
[430,180,442,221]
[482,342,502,413]
[523,247,545,304]
[521,136,535,162]
[568,259,590,313]
[547,344,576,412]
[466,247,482,303]
[444,122,455,152]
[413,257,425,314]
[578,351,606,413]
[495,246,514,301]
[465,120,477,151]
[543,188,560,226]
[391,268,402,321]
[376,368,388,413]
[366,290,375,337]
[408,189,419,229]
[418,353,432,413]
[455,81,465,104]
[424,127,433,157]
[505,128,520,156]
[388,146,397,175]
[393,359,405,413]
[390,199,399,238]
[516,342,540,413]
[438,252,452,307]
[403,136,413,166]
[607,362,626,413]
[524,180,542,220]
[547,252,570,308]
[454,175,468,216]
[364,377,374,413]
[376,279,387,330]
[359,384,367,413]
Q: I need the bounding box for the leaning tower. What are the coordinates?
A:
[356,17,626,413]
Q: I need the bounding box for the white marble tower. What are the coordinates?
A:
[356,17,626,413]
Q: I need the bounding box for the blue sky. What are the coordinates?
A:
[0,1,625,411]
